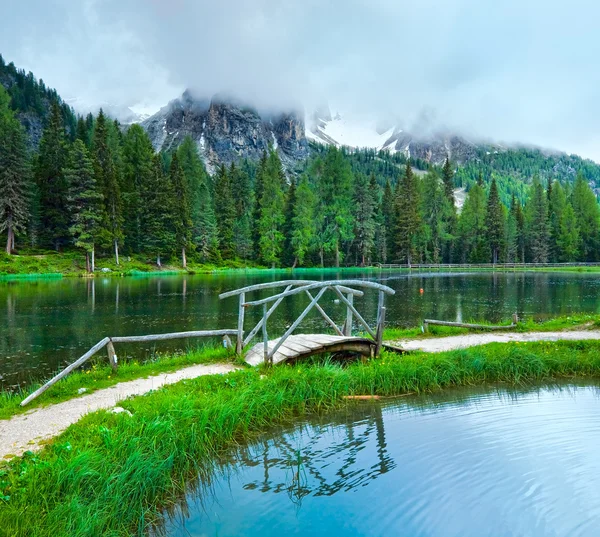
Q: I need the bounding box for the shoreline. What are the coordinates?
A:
[1,339,600,536]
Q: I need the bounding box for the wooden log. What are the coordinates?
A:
[305,290,344,336]
[219,280,318,299]
[332,287,376,338]
[262,303,269,365]
[106,338,118,372]
[236,292,245,355]
[375,306,386,357]
[423,319,517,330]
[110,330,237,343]
[267,287,328,360]
[344,293,353,336]
[21,337,111,406]
[243,285,293,346]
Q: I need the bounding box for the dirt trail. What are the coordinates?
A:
[0,363,238,460]
[392,330,600,353]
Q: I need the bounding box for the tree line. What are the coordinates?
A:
[2,83,600,269]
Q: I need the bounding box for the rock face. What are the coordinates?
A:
[141,91,309,173]
[387,131,480,165]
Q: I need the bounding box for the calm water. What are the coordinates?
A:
[2,270,600,387]
[158,384,600,537]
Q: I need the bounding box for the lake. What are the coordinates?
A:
[157,383,600,537]
[2,270,600,388]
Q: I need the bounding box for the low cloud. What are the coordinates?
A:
[2,0,600,159]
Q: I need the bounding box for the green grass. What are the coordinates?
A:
[0,345,235,420]
[1,339,600,536]
[382,313,600,340]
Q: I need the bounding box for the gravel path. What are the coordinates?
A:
[393,330,600,353]
[0,362,238,460]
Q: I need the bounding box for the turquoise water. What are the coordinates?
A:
[2,270,600,387]
[158,384,600,537]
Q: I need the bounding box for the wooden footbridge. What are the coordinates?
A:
[219,279,396,366]
[22,279,395,406]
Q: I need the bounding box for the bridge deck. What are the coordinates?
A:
[244,334,376,366]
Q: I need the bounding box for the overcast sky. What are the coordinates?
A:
[3,0,600,160]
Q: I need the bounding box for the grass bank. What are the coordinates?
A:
[3,314,599,420]
[1,340,600,536]
[0,345,234,420]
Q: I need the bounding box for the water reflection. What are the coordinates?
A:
[3,271,600,387]
[158,384,600,537]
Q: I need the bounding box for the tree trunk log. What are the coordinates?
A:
[91,247,95,273]
[182,247,187,269]
[114,240,119,266]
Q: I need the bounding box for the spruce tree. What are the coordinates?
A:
[92,110,123,264]
[421,171,447,263]
[290,177,316,267]
[121,124,154,253]
[524,177,550,263]
[548,180,567,261]
[141,155,175,267]
[35,101,69,250]
[169,153,192,268]
[230,162,254,261]
[353,173,378,266]
[0,86,30,254]
[282,178,297,266]
[556,203,580,261]
[504,194,519,262]
[214,165,236,259]
[393,161,422,265]
[65,140,103,272]
[485,178,505,263]
[257,149,286,267]
[570,173,600,261]
[457,182,487,262]
[442,156,455,203]
[380,179,394,263]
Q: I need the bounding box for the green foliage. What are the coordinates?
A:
[485,178,505,263]
[393,161,422,264]
[290,177,316,266]
[353,173,378,265]
[570,173,600,261]
[214,165,236,259]
[0,86,31,254]
[457,181,487,262]
[525,177,550,263]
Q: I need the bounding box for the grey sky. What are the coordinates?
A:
[2,0,600,159]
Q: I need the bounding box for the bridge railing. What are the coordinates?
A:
[220,280,395,364]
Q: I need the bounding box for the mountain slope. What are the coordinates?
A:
[141,91,308,172]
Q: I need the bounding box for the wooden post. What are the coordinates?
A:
[512,313,519,324]
[236,292,245,355]
[423,321,429,333]
[376,291,384,326]
[262,303,269,365]
[375,306,386,357]
[106,338,118,372]
[344,293,353,336]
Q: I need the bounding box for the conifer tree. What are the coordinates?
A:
[380,179,394,263]
[214,165,236,259]
[35,101,69,250]
[485,178,505,263]
[141,155,174,267]
[169,153,192,268]
[230,162,254,261]
[92,110,123,264]
[282,178,297,266]
[570,173,600,261]
[121,124,154,253]
[353,173,378,266]
[556,203,580,261]
[421,171,447,263]
[0,87,30,254]
[548,180,567,261]
[524,177,550,263]
[457,181,487,262]
[290,177,316,267]
[257,149,286,266]
[252,150,268,253]
[504,194,519,262]
[65,140,103,272]
[393,161,422,265]
[442,156,455,203]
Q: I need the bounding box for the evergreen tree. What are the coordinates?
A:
[421,171,447,263]
[121,124,154,253]
[290,177,316,267]
[515,199,526,263]
[141,155,175,266]
[548,180,567,262]
[230,162,254,261]
[556,203,580,261]
[214,165,236,259]
[169,153,192,268]
[442,156,455,203]
[440,159,458,262]
[504,194,519,262]
[353,173,378,266]
[485,178,505,263]
[252,150,267,253]
[457,182,487,262]
[65,140,103,272]
[570,173,600,261]
[315,146,354,266]
[380,179,394,263]
[282,178,297,266]
[257,149,286,267]
[35,101,69,250]
[92,110,123,264]
[0,86,30,254]
[393,161,422,265]
[524,177,550,263]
